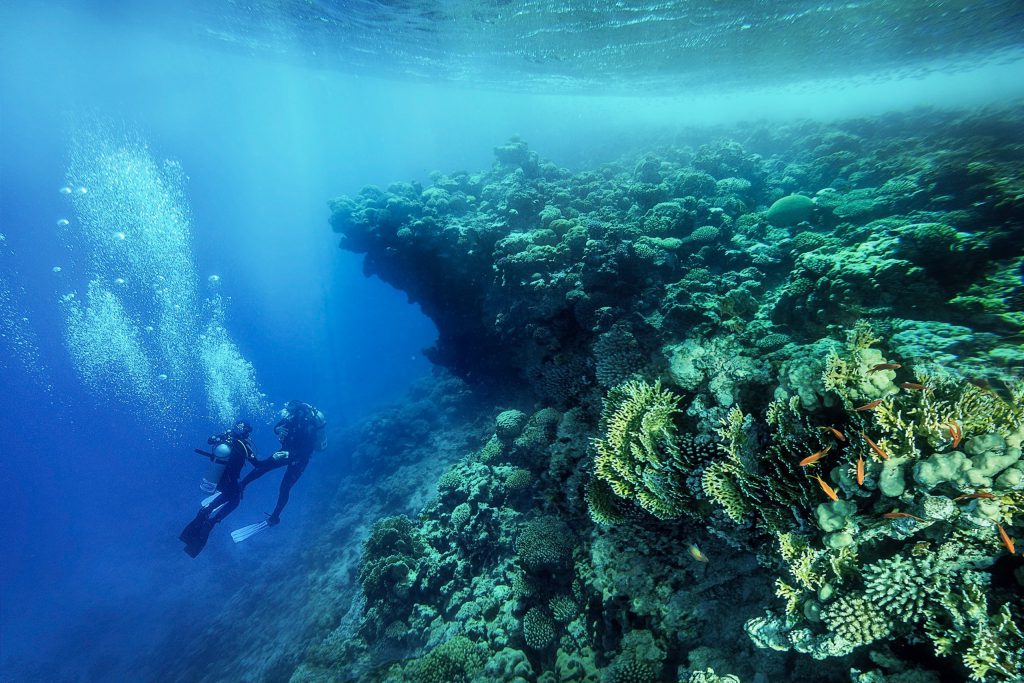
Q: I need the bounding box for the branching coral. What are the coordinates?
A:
[709,325,1023,678]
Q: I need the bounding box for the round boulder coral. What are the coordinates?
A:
[496,409,529,441]
[522,607,557,650]
[404,635,485,683]
[515,516,575,572]
[766,194,815,226]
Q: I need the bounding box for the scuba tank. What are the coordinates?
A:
[193,421,254,493]
[200,441,232,493]
[273,401,328,452]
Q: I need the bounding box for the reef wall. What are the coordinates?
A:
[307,106,1023,682]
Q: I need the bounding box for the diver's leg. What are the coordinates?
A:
[209,490,240,523]
[180,492,228,556]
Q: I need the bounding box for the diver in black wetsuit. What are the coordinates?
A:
[180,420,257,557]
[239,400,326,527]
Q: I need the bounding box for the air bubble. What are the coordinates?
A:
[158,373,168,380]
[144,325,154,332]
[208,274,220,283]
[59,186,73,194]
[116,232,126,240]
[57,219,70,227]
[115,277,126,285]
[77,187,88,194]
[52,266,62,273]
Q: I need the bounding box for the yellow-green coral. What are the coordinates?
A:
[777,532,826,591]
[774,578,802,619]
[586,477,628,525]
[926,575,1024,682]
[701,460,748,523]
[592,379,695,519]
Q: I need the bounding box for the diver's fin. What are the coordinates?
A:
[180,517,216,558]
[200,492,220,508]
[231,521,269,543]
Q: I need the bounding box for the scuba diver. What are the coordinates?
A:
[230,400,327,543]
[180,420,257,558]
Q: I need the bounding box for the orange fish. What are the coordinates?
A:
[856,454,865,486]
[997,524,1015,555]
[861,431,889,460]
[900,382,926,391]
[687,544,709,562]
[869,363,902,372]
[955,491,995,501]
[800,444,833,467]
[947,422,962,449]
[882,511,926,523]
[819,426,846,442]
[854,399,884,411]
[814,475,839,502]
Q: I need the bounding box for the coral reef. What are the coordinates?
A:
[293,107,1024,683]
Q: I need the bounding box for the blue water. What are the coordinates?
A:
[2,2,1023,682]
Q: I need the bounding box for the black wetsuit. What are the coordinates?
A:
[238,427,315,524]
[180,435,254,557]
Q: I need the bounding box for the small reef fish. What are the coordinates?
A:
[946,421,963,449]
[799,444,833,467]
[854,399,884,411]
[813,475,839,502]
[955,491,995,501]
[997,524,1015,555]
[882,511,926,523]
[687,544,709,562]
[869,363,902,372]
[856,454,865,486]
[861,431,889,460]
[900,382,926,391]
[818,426,846,442]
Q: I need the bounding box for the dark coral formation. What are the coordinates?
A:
[301,107,1023,682]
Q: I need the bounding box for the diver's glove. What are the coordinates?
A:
[266,513,280,527]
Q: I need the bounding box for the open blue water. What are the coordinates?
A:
[1,2,1023,682]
